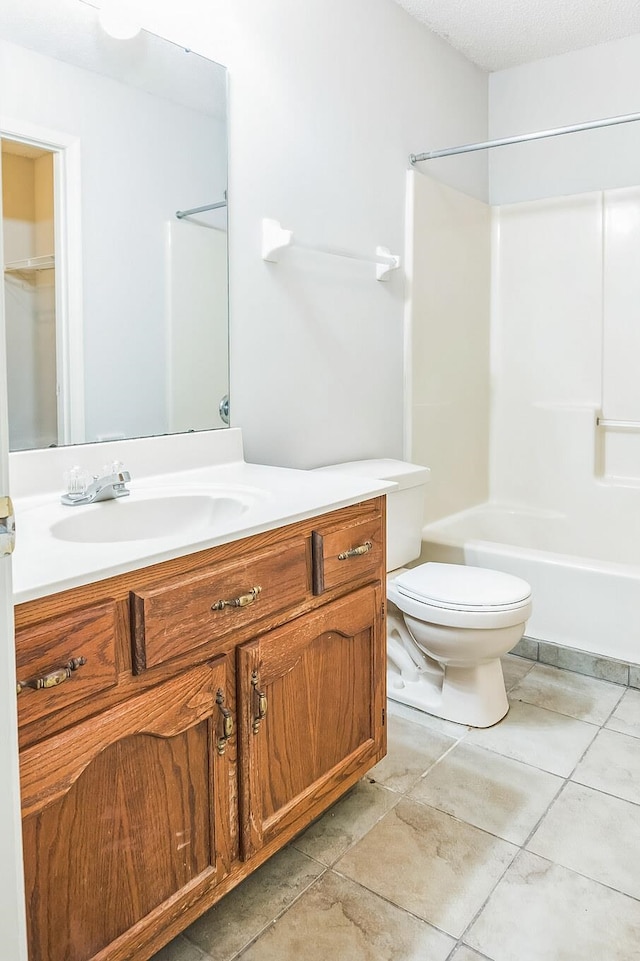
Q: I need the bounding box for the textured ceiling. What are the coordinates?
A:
[393,0,640,71]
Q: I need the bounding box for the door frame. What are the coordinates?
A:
[1,116,84,445]
[0,139,29,960]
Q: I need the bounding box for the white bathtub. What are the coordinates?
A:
[421,504,640,665]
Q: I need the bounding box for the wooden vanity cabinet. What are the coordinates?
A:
[14,498,386,961]
[20,659,232,961]
[238,585,385,859]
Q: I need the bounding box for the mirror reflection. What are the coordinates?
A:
[0,0,229,451]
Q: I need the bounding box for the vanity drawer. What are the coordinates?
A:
[131,535,311,672]
[15,601,119,728]
[312,513,384,594]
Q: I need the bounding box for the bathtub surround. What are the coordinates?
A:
[409,158,640,668]
[491,187,640,508]
[406,172,491,524]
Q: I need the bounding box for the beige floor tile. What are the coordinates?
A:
[465,700,598,776]
[292,778,399,865]
[387,699,470,740]
[151,936,209,961]
[236,871,454,961]
[369,713,457,794]
[409,741,562,844]
[466,851,640,961]
[572,728,640,805]
[182,847,324,961]
[334,798,517,938]
[509,662,625,724]
[606,688,640,739]
[527,781,640,899]
[501,654,535,692]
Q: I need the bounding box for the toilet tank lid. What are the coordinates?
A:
[314,459,430,491]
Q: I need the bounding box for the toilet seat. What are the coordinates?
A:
[388,562,532,629]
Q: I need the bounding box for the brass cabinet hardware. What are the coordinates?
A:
[17,656,87,696]
[215,689,234,756]
[251,670,267,735]
[338,540,373,561]
[211,586,262,611]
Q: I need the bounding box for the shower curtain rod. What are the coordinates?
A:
[409,110,640,164]
[176,199,227,219]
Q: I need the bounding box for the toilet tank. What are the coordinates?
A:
[314,459,430,572]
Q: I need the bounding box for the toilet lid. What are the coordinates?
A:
[394,563,532,612]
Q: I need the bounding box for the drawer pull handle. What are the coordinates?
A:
[338,540,373,561]
[216,689,234,756]
[16,657,87,696]
[251,670,267,735]
[211,586,262,611]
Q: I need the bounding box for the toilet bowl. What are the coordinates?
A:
[314,459,533,727]
[387,563,532,727]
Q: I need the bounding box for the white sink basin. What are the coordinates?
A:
[49,491,254,544]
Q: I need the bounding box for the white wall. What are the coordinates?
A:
[489,33,640,205]
[133,0,488,469]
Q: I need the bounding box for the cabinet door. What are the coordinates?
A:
[20,659,233,961]
[238,585,386,859]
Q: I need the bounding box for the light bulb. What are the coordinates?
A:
[98,1,142,40]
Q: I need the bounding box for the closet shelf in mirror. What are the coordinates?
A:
[4,255,55,274]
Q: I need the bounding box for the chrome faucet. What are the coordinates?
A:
[61,464,131,506]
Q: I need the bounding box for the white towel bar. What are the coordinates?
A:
[261,218,401,282]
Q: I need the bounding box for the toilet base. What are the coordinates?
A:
[386,612,510,727]
[387,658,509,728]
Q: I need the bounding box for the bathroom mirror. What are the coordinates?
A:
[0,0,228,451]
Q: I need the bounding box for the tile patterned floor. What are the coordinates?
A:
[152,655,640,961]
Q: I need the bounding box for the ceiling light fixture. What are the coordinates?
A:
[98,1,142,40]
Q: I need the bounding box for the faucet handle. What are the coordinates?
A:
[102,460,127,478]
[64,466,92,497]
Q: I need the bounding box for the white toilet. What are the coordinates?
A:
[317,459,532,727]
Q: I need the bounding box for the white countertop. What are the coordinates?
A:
[11,431,393,604]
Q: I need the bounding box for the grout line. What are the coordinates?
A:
[290,780,403,868]
[506,847,640,905]
[450,847,523,955]
[327,865,458,937]
[184,857,329,961]
[505,693,610,726]
[601,688,630,727]
[412,734,470,783]
[169,935,212,961]
[518,774,569,850]
[444,941,495,961]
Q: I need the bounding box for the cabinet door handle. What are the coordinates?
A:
[215,689,234,756]
[251,670,267,735]
[338,540,373,560]
[211,586,262,611]
[17,656,87,696]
